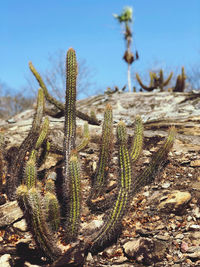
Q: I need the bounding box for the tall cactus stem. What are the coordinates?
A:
[130,115,143,164]
[89,121,132,253]
[65,153,81,241]
[92,104,113,196]
[35,117,49,150]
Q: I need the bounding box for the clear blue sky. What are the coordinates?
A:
[0,0,199,97]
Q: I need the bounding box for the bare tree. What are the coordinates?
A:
[187,63,200,91]
[25,49,97,100]
[0,80,34,119]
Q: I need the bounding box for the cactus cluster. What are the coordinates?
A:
[136,67,187,92]
[3,48,175,266]
[136,70,173,92]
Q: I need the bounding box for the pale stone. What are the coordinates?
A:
[158,190,192,213]
[0,254,12,267]
[24,262,40,267]
[0,201,23,227]
[13,219,27,231]
[190,160,200,167]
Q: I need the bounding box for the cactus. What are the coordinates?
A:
[173,67,186,92]
[6,88,45,200]
[132,127,176,195]
[89,121,132,253]
[44,179,60,232]
[4,48,176,266]
[29,61,100,126]
[91,104,113,197]
[17,185,62,261]
[136,70,173,91]
[130,115,143,163]
[77,122,90,152]
[65,152,81,241]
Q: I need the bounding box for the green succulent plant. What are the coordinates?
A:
[173,67,186,92]
[4,48,175,266]
[136,70,173,92]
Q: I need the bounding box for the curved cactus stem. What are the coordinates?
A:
[136,73,155,91]
[6,88,45,200]
[29,61,100,126]
[130,115,143,164]
[35,117,49,150]
[163,72,173,86]
[132,127,176,195]
[29,62,64,111]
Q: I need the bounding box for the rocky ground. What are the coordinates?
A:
[0,91,200,267]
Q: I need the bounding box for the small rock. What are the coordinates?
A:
[189,231,200,240]
[123,237,167,265]
[86,252,93,262]
[193,207,200,218]
[161,182,171,189]
[156,234,170,241]
[190,160,200,167]
[175,233,184,240]
[81,218,104,234]
[187,246,200,253]
[181,241,189,252]
[186,249,200,259]
[187,215,193,222]
[188,224,200,231]
[13,219,27,231]
[143,191,150,197]
[0,201,23,227]
[0,254,12,267]
[158,190,191,214]
[24,262,40,267]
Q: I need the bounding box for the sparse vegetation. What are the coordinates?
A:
[1,48,175,266]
